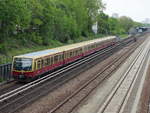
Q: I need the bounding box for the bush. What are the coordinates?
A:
[0,77,4,82]
[0,43,7,54]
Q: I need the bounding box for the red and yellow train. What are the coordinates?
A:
[12,36,116,82]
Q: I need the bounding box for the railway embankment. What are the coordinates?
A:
[0,33,147,113]
[72,33,150,113]
[14,34,146,113]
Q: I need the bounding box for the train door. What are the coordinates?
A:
[36,59,42,75]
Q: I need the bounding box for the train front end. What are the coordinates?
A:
[12,57,34,82]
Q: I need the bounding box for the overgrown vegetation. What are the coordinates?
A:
[0,0,143,64]
[0,77,3,82]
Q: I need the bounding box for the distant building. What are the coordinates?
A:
[142,18,150,24]
[92,22,98,34]
[112,13,119,18]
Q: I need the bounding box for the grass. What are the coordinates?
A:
[119,34,129,38]
[0,77,4,82]
[0,33,128,64]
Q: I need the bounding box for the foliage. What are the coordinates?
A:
[0,77,3,82]
[0,0,31,40]
[97,12,143,35]
[97,12,109,34]
[0,0,144,64]
[0,0,103,44]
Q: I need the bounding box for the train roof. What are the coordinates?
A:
[14,36,115,59]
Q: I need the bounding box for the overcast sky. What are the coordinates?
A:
[103,0,150,22]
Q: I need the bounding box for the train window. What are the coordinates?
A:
[68,52,70,58]
[75,50,78,56]
[78,49,80,54]
[64,53,67,59]
[70,51,73,57]
[48,58,51,65]
[13,58,33,71]
[57,55,60,62]
[45,58,50,66]
[72,51,74,57]
[54,55,58,63]
[92,45,94,49]
[37,60,41,69]
[34,62,36,70]
[60,54,63,61]
[73,50,77,56]
[67,52,69,58]
[65,53,68,59]
[41,59,44,67]
[75,50,77,55]
[97,43,99,46]
[58,55,61,61]
[79,49,81,54]
[51,56,53,65]
[44,59,47,66]
[61,54,63,60]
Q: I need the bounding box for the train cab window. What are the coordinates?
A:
[13,58,33,71]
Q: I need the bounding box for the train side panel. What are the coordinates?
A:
[12,37,117,82]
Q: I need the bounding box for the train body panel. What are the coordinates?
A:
[12,36,116,82]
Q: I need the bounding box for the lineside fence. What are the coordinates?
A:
[0,63,12,81]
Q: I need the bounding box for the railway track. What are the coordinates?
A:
[0,42,118,97]
[47,36,146,113]
[97,36,150,113]
[0,37,134,97]
[0,36,145,113]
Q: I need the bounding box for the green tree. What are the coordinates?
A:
[0,0,31,40]
[119,16,134,32]
[97,12,109,34]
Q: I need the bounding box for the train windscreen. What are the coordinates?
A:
[13,58,32,71]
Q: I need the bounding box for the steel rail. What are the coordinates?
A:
[97,39,148,113]
[0,42,122,103]
[0,37,138,113]
[48,39,142,113]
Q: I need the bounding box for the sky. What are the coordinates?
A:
[103,0,150,22]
